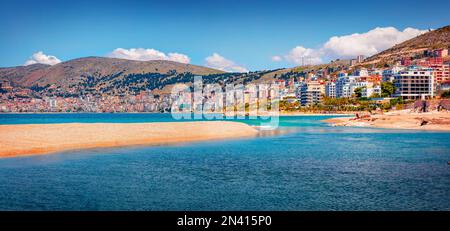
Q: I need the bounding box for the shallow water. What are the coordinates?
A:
[0,113,449,210]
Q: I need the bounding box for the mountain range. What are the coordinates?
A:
[1,25,449,96]
[0,57,223,88]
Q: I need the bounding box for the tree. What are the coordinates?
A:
[370,93,381,98]
[353,87,364,98]
[381,82,396,97]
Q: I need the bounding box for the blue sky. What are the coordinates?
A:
[1,0,449,71]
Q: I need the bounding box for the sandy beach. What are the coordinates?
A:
[323,110,450,131]
[0,121,259,158]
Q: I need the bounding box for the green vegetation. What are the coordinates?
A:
[369,93,381,98]
[279,99,300,111]
[279,96,407,113]
[75,70,273,96]
[381,82,396,97]
[441,90,450,98]
[389,97,405,110]
[353,87,364,98]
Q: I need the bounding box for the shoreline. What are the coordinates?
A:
[1,111,355,116]
[0,121,259,158]
[323,111,450,131]
[279,112,354,116]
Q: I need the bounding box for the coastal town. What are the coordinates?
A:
[0,48,449,113]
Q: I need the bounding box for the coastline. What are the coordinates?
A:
[323,110,450,131]
[1,111,354,116]
[0,121,259,158]
[222,111,355,117]
[279,112,354,116]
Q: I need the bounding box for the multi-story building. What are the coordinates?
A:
[382,66,404,82]
[360,75,381,85]
[356,55,365,63]
[297,81,325,106]
[415,57,450,89]
[394,66,434,100]
[336,75,357,98]
[431,63,449,85]
[325,82,336,98]
[361,83,381,98]
[335,73,374,98]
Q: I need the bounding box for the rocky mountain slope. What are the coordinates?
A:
[0,57,224,88]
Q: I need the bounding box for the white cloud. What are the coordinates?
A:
[271,55,282,62]
[284,46,323,65]
[108,48,190,64]
[273,26,428,64]
[24,51,61,66]
[166,52,190,64]
[322,27,428,58]
[205,53,248,72]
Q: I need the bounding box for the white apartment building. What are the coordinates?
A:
[362,83,381,98]
[325,82,336,98]
[336,75,351,98]
[297,81,325,106]
[335,75,373,98]
[336,75,358,98]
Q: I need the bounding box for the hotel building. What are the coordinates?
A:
[394,66,435,100]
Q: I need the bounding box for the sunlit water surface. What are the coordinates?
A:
[0,113,449,210]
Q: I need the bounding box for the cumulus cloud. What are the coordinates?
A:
[284,46,323,65]
[273,26,428,64]
[322,27,428,58]
[24,51,61,66]
[205,53,248,72]
[108,48,190,64]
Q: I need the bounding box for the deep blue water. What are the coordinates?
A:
[0,113,449,210]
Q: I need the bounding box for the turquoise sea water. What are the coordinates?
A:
[0,113,449,210]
